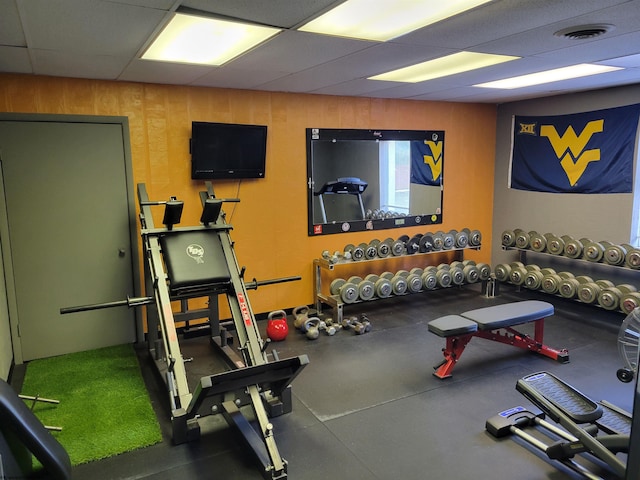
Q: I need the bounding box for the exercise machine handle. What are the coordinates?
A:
[245,276,301,290]
[60,295,153,314]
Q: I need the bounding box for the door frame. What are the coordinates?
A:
[0,113,142,364]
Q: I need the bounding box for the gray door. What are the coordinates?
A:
[0,118,137,361]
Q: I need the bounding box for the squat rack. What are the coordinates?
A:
[63,182,308,480]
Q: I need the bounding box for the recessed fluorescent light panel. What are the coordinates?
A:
[142,13,281,66]
[369,51,519,83]
[474,64,623,89]
[298,0,492,41]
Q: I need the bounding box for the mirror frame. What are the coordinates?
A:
[306,128,444,236]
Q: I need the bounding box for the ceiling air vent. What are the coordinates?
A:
[554,24,614,40]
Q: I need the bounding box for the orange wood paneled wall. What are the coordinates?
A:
[0,73,497,315]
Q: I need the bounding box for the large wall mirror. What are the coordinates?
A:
[307,128,444,236]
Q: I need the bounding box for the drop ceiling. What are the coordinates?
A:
[1,0,640,103]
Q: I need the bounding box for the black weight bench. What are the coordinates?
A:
[0,379,71,480]
[428,300,569,379]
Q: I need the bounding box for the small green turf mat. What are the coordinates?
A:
[21,343,163,466]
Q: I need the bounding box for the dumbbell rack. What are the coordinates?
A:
[502,244,640,314]
[313,246,480,324]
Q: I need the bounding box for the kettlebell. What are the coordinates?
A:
[267,310,289,341]
[293,305,310,330]
[304,317,322,340]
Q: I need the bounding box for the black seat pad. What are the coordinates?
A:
[160,231,231,294]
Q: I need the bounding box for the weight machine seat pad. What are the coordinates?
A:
[427,315,478,337]
[461,300,554,331]
[0,379,71,480]
[160,231,231,291]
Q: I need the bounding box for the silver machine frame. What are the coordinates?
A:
[63,182,307,480]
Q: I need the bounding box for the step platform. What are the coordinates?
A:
[516,371,602,424]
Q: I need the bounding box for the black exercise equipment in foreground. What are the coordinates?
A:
[487,372,631,479]
[0,378,71,480]
[61,182,308,480]
[427,300,569,379]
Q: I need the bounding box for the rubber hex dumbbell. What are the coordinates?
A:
[342,314,372,335]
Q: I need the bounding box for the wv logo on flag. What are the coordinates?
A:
[540,120,604,186]
[411,140,443,186]
[510,104,639,194]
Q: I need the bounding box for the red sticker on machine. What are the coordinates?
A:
[237,292,252,326]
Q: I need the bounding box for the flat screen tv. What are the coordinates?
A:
[190,121,267,179]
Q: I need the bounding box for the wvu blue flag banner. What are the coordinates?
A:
[411,139,443,186]
[510,104,640,193]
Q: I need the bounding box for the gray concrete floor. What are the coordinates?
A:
[72,285,635,479]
